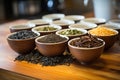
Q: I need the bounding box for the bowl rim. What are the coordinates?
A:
[62,15,85,20]
[88,27,119,37]
[81,17,106,24]
[35,35,69,45]
[9,23,35,30]
[68,37,105,50]
[32,24,62,33]
[51,19,75,26]
[7,31,40,41]
[42,13,65,20]
[56,28,87,37]
[28,19,52,25]
[98,24,120,30]
[69,21,97,30]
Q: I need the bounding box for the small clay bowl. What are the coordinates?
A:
[62,15,85,23]
[56,28,87,40]
[32,24,62,36]
[69,21,97,30]
[88,28,119,50]
[42,13,65,21]
[9,23,35,33]
[35,35,69,56]
[28,19,52,26]
[81,18,106,25]
[7,31,40,54]
[68,38,105,64]
[51,20,75,29]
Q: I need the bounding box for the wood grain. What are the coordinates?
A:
[0,20,120,80]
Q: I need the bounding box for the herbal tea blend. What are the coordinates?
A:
[15,49,74,66]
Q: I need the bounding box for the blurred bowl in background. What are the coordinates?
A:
[69,21,97,30]
[9,23,35,33]
[81,18,106,25]
[28,19,52,26]
[42,13,65,21]
[51,20,74,29]
[61,15,85,23]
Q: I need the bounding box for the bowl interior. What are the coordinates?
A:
[32,25,62,33]
[69,21,97,30]
[68,37,105,50]
[63,15,85,20]
[56,28,87,37]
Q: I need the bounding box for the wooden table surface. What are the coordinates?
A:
[0,20,120,80]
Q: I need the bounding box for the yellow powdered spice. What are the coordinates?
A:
[89,26,117,36]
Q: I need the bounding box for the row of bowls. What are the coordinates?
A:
[7,13,120,64]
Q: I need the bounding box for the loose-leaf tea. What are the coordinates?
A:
[9,30,38,39]
[70,34,103,48]
[38,34,67,43]
[15,49,74,66]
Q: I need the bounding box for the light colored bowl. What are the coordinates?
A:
[28,19,52,26]
[88,27,119,50]
[9,23,35,33]
[62,15,85,23]
[35,35,69,56]
[51,20,75,29]
[68,38,105,64]
[42,13,65,21]
[81,18,106,25]
[7,31,40,54]
[56,28,87,40]
[69,21,97,30]
[32,24,62,36]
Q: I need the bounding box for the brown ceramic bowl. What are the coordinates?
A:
[68,38,105,64]
[56,28,87,40]
[7,31,40,54]
[88,28,119,50]
[51,20,75,29]
[35,35,69,56]
[32,24,62,36]
[9,23,35,33]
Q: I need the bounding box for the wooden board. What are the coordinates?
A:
[0,20,120,80]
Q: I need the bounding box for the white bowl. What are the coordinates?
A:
[81,18,106,25]
[62,15,85,23]
[28,19,52,26]
[42,13,65,21]
[69,21,97,30]
[51,20,75,29]
[32,24,62,36]
[56,28,87,39]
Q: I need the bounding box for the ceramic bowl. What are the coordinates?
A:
[88,27,119,50]
[32,24,62,36]
[56,28,87,40]
[68,38,105,64]
[42,13,65,21]
[35,35,69,56]
[81,18,106,25]
[62,15,85,23]
[69,21,97,30]
[7,31,40,54]
[51,20,75,29]
[28,19,52,26]
[9,23,35,33]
